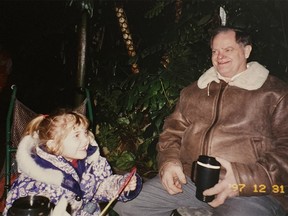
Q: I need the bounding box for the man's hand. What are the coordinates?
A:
[160,162,187,195]
[203,157,239,207]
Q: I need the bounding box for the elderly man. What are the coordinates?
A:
[114,26,288,216]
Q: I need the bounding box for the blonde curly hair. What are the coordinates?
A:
[23,109,94,155]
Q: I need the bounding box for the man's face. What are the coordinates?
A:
[211,30,252,78]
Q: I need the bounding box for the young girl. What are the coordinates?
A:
[4,109,142,215]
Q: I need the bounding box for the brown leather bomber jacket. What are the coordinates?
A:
[157,62,288,210]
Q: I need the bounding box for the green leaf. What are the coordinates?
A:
[115,151,136,170]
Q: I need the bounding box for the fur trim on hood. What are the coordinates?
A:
[16,135,64,186]
[197,61,269,90]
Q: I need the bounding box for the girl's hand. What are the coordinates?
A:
[124,175,137,192]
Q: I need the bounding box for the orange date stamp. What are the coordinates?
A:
[229,183,285,194]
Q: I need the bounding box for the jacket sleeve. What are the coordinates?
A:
[157,95,190,172]
[90,168,142,203]
[84,150,142,203]
[232,93,288,197]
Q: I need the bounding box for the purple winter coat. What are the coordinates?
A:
[4,135,142,215]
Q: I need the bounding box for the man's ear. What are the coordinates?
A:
[244,45,252,59]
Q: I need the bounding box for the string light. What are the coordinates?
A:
[115,6,139,73]
[161,53,170,69]
[175,0,183,23]
[160,0,183,69]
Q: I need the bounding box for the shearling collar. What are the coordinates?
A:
[197,61,269,90]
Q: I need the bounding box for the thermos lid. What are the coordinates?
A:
[197,155,220,168]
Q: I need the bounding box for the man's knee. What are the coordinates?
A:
[113,200,135,215]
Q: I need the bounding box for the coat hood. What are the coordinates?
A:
[197,61,269,90]
[16,135,64,186]
[16,135,100,187]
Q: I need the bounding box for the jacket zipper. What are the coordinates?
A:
[201,81,228,155]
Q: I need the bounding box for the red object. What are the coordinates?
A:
[71,160,78,168]
[117,166,137,195]
[0,174,18,212]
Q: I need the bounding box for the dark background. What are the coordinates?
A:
[1,0,288,176]
[0,1,151,109]
[0,0,155,173]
